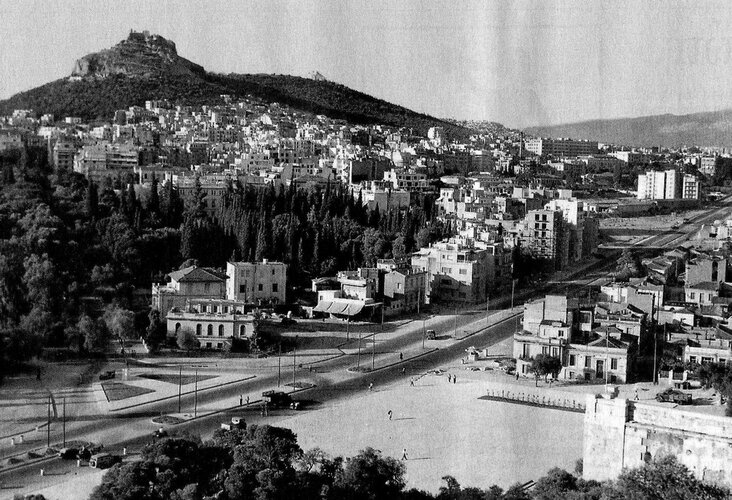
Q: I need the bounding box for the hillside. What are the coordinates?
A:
[525,110,732,149]
[0,31,472,138]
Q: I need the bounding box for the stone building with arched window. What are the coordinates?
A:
[166,298,256,350]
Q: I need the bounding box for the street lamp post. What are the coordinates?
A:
[193,370,198,418]
[177,366,182,413]
[357,330,362,369]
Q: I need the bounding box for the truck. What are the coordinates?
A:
[221,417,246,431]
[262,390,292,409]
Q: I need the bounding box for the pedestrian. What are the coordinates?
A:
[246,396,250,405]
[368,382,373,391]
[453,375,457,384]
[516,372,519,381]
[36,367,41,381]
[399,353,403,361]
[240,395,243,406]
[401,367,406,375]
[410,378,415,387]
[388,410,392,420]
[447,374,452,383]
[634,389,639,401]
[401,448,408,460]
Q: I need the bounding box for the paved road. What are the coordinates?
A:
[3,196,730,498]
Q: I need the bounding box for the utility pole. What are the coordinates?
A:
[422,317,426,349]
[62,397,66,448]
[486,294,490,324]
[346,305,350,341]
[277,343,282,387]
[372,329,376,370]
[177,366,182,413]
[381,303,384,332]
[651,295,658,385]
[193,370,198,418]
[357,330,362,369]
[46,395,50,448]
[453,303,458,338]
[293,337,297,387]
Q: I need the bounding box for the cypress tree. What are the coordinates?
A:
[86,181,99,218]
[148,175,160,214]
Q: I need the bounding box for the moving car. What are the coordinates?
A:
[98,370,115,381]
[262,390,292,408]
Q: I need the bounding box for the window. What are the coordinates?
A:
[272,268,275,275]
[459,269,467,275]
[218,325,224,337]
[551,347,559,357]
[240,325,246,336]
[689,292,696,300]
[239,284,246,293]
[175,323,181,333]
[258,284,263,292]
[196,324,202,336]
[207,324,213,336]
[206,342,212,349]
[204,283,210,292]
[689,356,697,364]
[217,343,223,349]
[584,356,591,368]
[522,344,529,357]
[611,358,618,370]
[272,283,279,292]
[569,354,576,366]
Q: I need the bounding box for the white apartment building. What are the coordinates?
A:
[226,260,287,305]
[637,169,681,200]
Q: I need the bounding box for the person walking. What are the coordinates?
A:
[453,375,457,384]
[239,395,243,406]
[410,378,415,387]
[401,448,408,460]
[401,367,406,375]
[368,382,374,391]
[246,396,250,405]
[387,410,392,421]
[399,353,403,361]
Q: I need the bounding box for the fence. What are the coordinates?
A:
[483,382,586,412]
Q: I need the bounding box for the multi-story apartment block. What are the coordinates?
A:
[226,260,287,305]
[411,238,510,304]
[383,169,429,191]
[152,266,228,317]
[523,209,568,270]
[73,144,140,182]
[52,140,78,172]
[636,169,681,200]
[682,174,701,199]
[377,261,427,316]
[524,138,598,157]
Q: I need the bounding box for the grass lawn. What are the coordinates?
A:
[101,382,154,402]
[137,373,216,385]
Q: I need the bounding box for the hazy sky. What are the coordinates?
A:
[2,0,732,127]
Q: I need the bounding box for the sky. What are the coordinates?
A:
[2,0,732,128]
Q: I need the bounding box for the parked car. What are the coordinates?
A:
[58,447,79,459]
[656,388,692,405]
[89,453,122,469]
[221,417,246,431]
[152,428,168,439]
[98,370,115,381]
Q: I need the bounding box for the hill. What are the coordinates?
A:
[0,31,472,138]
[525,110,732,149]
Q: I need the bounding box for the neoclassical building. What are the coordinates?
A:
[166,298,256,350]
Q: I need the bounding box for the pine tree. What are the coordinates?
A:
[181,216,197,260]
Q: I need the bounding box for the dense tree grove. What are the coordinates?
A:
[0,147,450,376]
[88,428,728,500]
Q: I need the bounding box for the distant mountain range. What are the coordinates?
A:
[525,110,732,149]
[0,31,472,138]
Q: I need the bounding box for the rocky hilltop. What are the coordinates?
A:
[0,32,474,137]
[71,30,205,78]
